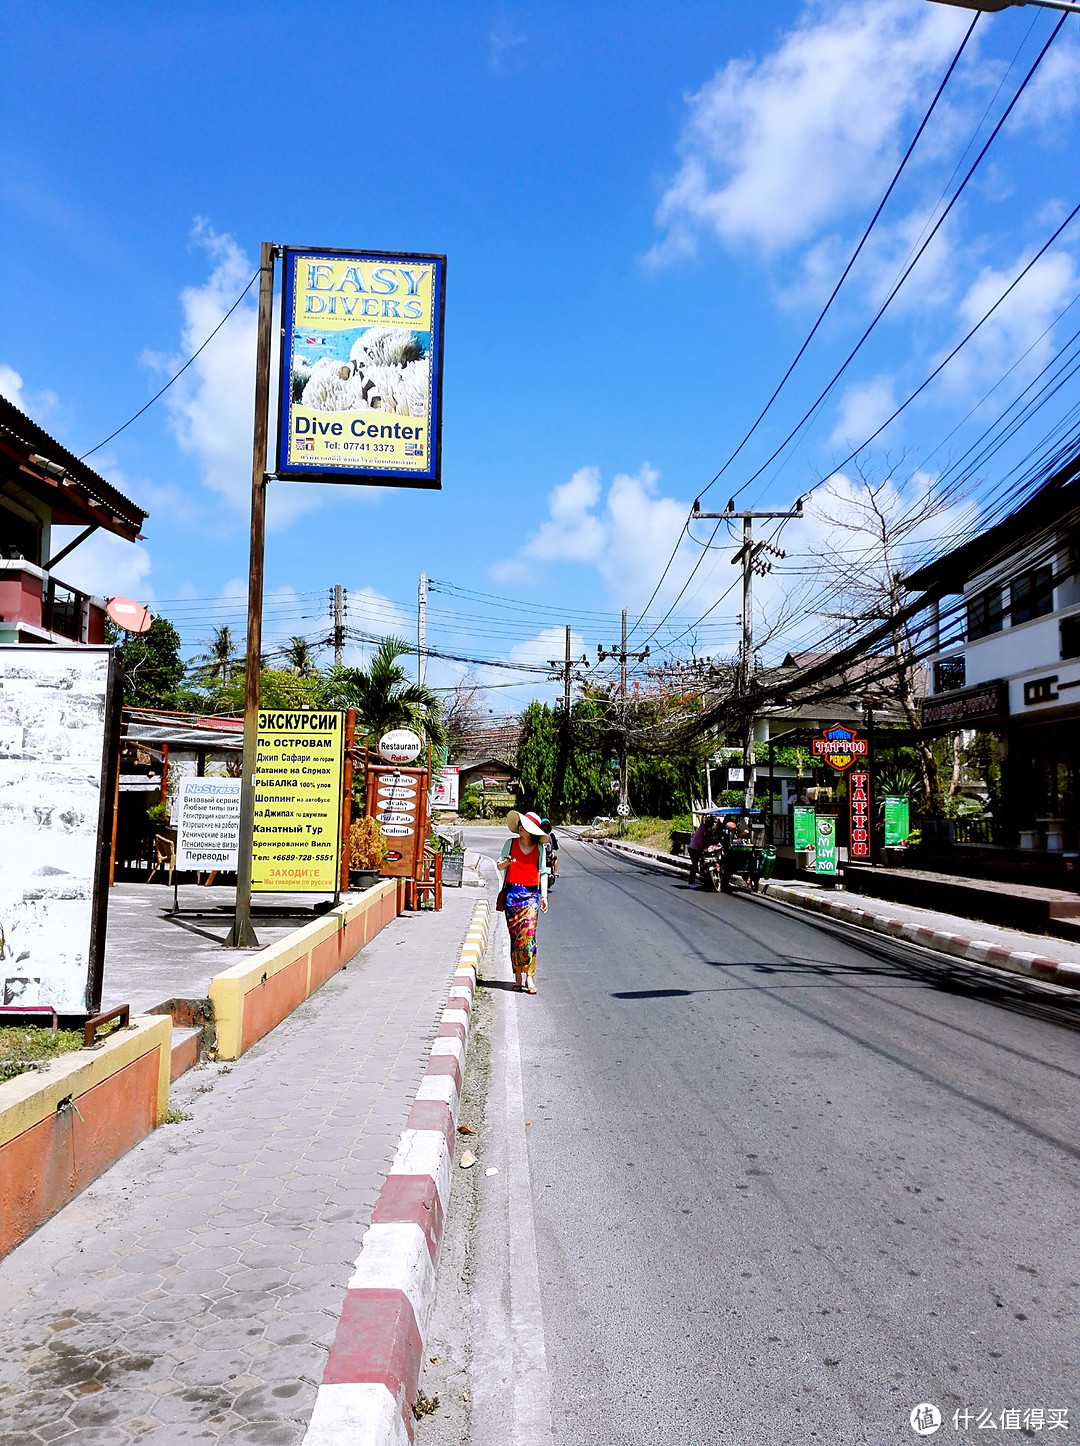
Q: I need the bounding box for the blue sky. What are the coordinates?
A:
[2,0,1078,708]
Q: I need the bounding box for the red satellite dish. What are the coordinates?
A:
[106,597,152,634]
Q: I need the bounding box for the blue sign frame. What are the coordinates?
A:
[276,247,445,489]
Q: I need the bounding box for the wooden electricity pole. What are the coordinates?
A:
[691,499,802,811]
[229,241,279,949]
[598,609,649,818]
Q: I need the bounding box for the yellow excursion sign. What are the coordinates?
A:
[277,248,445,488]
[252,710,343,893]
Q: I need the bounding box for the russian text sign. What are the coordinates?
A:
[252,711,343,892]
[277,248,445,488]
[176,778,241,871]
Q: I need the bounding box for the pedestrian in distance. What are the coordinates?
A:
[497,810,549,994]
[541,817,559,885]
[687,814,708,886]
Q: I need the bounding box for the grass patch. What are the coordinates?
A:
[162,1108,193,1124]
[584,814,692,854]
[0,1027,85,1085]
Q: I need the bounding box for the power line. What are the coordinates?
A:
[80,267,261,460]
[625,14,981,642]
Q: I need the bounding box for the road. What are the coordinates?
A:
[424,831,1080,1446]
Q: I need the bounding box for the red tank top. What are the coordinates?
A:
[505,837,541,887]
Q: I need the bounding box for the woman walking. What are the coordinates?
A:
[497,810,549,993]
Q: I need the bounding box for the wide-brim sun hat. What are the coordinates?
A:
[507,809,548,838]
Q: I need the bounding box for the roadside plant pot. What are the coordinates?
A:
[882,845,908,867]
[349,868,379,892]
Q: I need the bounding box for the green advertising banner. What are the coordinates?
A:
[884,795,910,848]
[794,806,816,852]
[815,815,838,876]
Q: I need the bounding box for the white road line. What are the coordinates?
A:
[500,925,555,1446]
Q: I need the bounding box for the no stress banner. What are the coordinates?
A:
[277,248,445,488]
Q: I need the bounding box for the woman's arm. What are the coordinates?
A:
[496,839,512,872]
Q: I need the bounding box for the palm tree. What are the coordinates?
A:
[282,635,320,678]
[320,636,445,746]
[190,625,240,689]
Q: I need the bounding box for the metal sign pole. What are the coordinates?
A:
[230,242,278,948]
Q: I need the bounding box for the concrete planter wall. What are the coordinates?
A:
[0,1015,172,1259]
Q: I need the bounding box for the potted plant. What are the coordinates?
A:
[349,816,388,890]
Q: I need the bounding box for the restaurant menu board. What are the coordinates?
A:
[367,765,428,878]
[0,646,117,1016]
[884,795,910,848]
[176,777,242,871]
[793,806,816,855]
[252,711,344,892]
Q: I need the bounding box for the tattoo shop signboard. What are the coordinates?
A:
[277,248,446,489]
[252,711,344,892]
[0,646,120,1017]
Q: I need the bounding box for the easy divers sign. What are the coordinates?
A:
[277,248,445,489]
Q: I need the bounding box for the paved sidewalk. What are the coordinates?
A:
[0,890,478,1446]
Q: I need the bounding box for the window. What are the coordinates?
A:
[967,586,1004,641]
[934,656,966,693]
[0,502,42,564]
[1061,614,1080,660]
[1010,564,1054,626]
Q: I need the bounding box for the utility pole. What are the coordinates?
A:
[547,625,589,821]
[418,573,427,688]
[332,584,346,667]
[598,609,649,819]
[692,498,803,811]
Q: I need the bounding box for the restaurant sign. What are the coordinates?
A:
[812,725,868,772]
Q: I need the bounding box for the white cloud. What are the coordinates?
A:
[147,223,320,529]
[648,0,970,262]
[1010,28,1080,131]
[498,462,692,608]
[47,526,152,603]
[939,246,1079,391]
[508,626,588,669]
[0,363,58,418]
[829,375,897,450]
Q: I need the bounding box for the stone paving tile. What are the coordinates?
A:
[0,891,478,1443]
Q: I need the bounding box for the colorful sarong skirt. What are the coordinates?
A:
[504,883,539,976]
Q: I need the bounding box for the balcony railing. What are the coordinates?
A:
[42,577,83,640]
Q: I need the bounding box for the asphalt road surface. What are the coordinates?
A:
[436,832,1080,1446]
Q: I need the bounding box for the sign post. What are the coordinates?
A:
[848,771,871,862]
[230,244,446,946]
[231,241,278,948]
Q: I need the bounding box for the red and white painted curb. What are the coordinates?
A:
[302,900,491,1446]
[761,882,1080,991]
[593,835,1080,992]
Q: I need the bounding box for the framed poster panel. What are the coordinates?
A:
[0,645,120,1018]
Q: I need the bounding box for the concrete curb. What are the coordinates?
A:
[761,881,1080,991]
[594,836,1080,993]
[302,899,492,1446]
